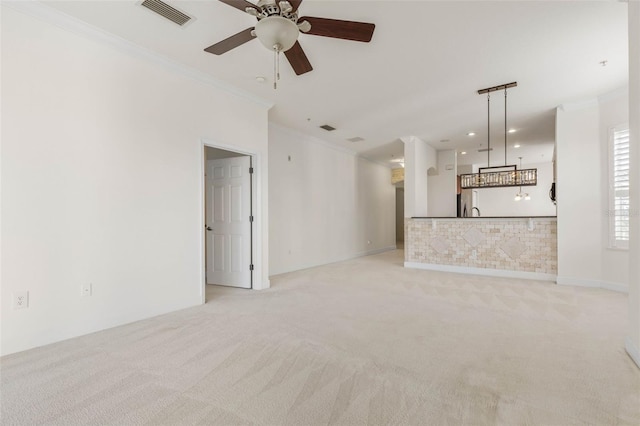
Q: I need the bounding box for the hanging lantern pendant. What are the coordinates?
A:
[460,81,538,191]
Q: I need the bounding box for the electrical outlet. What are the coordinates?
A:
[13,291,29,309]
[81,283,92,297]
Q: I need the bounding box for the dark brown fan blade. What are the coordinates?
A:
[289,0,302,12]
[204,28,255,55]
[284,41,313,75]
[218,0,259,13]
[298,16,375,42]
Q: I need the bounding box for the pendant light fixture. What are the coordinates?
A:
[514,157,531,201]
[460,81,538,191]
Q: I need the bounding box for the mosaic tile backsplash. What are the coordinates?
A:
[405,218,557,274]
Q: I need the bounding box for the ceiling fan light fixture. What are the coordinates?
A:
[254,16,299,52]
[245,7,259,16]
[297,20,311,33]
[208,0,375,81]
[278,1,293,14]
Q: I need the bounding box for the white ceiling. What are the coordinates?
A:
[45,0,628,167]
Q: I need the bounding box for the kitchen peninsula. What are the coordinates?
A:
[405,217,557,280]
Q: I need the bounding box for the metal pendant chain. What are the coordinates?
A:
[487,92,491,167]
[504,87,508,165]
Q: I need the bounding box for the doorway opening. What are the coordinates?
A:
[204,146,254,292]
[395,186,404,249]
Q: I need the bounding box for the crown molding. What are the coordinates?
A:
[2,1,274,110]
[558,86,630,112]
[269,122,358,157]
[269,122,395,169]
[558,98,599,112]
[598,86,629,103]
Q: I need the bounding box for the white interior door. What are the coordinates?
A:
[206,156,252,288]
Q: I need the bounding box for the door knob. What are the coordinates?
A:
[206,226,212,231]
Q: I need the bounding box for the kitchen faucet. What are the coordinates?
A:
[472,207,481,217]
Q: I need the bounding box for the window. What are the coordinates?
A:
[609,125,630,248]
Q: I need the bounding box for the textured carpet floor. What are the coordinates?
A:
[1,249,639,425]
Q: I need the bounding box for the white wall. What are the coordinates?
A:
[1,6,270,356]
[403,136,436,217]
[556,90,629,291]
[627,0,640,368]
[269,124,395,276]
[427,150,457,217]
[556,101,603,286]
[474,161,556,217]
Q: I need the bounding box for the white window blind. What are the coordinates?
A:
[610,126,630,248]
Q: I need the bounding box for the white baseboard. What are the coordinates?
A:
[253,279,271,291]
[556,276,628,293]
[404,262,556,282]
[625,338,640,369]
[361,245,398,257]
[270,245,397,277]
[326,245,398,267]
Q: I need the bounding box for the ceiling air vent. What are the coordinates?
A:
[347,137,364,142]
[141,0,192,26]
[320,124,336,131]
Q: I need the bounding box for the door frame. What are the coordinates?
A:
[199,139,264,303]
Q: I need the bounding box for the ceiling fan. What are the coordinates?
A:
[204,0,376,77]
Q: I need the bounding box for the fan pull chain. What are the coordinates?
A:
[273,44,282,90]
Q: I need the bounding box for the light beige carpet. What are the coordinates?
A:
[1,249,639,425]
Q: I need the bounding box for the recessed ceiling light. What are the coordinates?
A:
[467,132,475,136]
[514,144,521,148]
[508,129,517,133]
[255,76,266,83]
[440,139,450,143]
[461,151,467,155]
[347,137,365,142]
